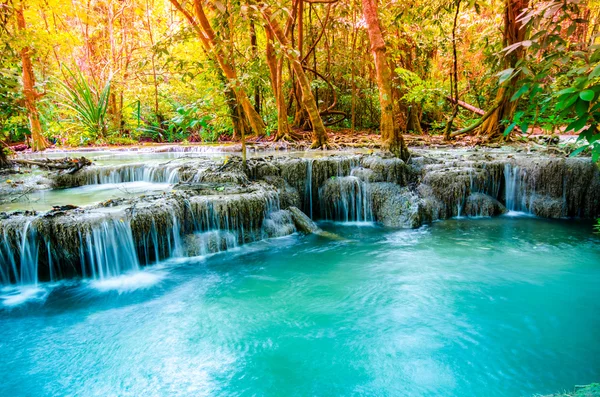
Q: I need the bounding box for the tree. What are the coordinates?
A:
[16,1,49,151]
[168,0,265,137]
[260,3,330,149]
[264,21,292,141]
[361,0,409,160]
[479,0,530,140]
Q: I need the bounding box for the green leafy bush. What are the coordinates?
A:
[56,67,112,142]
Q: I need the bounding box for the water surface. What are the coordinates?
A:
[1,217,599,396]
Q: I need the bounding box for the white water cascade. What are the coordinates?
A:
[86,164,181,184]
[504,163,531,213]
[0,220,40,285]
[304,159,314,219]
[80,220,140,280]
[319,176,374,222]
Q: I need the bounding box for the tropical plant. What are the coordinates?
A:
[500,0,600,160]
[56,67,112,142]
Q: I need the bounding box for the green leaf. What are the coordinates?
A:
[575,98,590,117]
[556,94,579,111]
[497,68,515,85]
[590,64,600,80]
[511,84,529,101]
[555,87,578,97]
[504,122,517,136]
[580,90,595,102]
[565,116,588,133]
[569,145,588,157]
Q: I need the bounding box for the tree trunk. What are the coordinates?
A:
[261,5,329,149]
[0,147,8,168]
[16,3,49,151]
[168,0,265,138]
[444,0,461,140]
[480,0,529,140]
[361,0,409,160]
[264,25,291,141]
[250,19,261,113]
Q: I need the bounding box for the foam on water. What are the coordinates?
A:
[503,210,536,218]
[88,270,166,293]
[0,285,49,307]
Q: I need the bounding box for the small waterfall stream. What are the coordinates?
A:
[0,220,40,285]
[304,159,314,219]
[504,163,533,213]
[319,176,374,222]
[86,164,181,184]
[80,220,140,280]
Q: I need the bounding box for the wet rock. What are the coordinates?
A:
[506,158,600,218]
[463,193,506,217]
[288,206,320,234]
[183,230,238,257]
[260,176,301,209]
[360,155,409,184]
[371,183,430,228]
[262,209,296,238]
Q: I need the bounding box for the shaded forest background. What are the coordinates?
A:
[0,0,599,158]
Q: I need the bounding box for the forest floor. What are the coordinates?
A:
[7,129,580,156]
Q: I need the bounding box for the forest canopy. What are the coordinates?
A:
[0,0,599,159]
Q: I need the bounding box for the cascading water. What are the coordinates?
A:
[304,159,314,219]
[319,176,374,222]
[80,220,140,280]
[86,164,181,184]
[0,220,40,285]
[184,230,238,257]
[504,163,530,212]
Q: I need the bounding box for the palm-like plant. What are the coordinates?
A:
[56,67,111,139]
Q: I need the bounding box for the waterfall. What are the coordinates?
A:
[319,176,374,222]
[86,164,181,184]
[0,220,40,285]
[185,230,238,257]
[304,159,314,218]
[80,220,140,280]
[504,163,529,212]
[168,209,184,258]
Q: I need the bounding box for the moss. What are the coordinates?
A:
[537,383,600,397]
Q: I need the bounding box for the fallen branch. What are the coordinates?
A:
[450,101,502,138]
[13,157,92,174]
[445,96,485,116]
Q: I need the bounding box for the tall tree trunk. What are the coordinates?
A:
[250,19,261,113]
[444,0,461,140]
[168,0,265,138]
[350,2,358,133]
[361,0,409,160]
[0,146,8,168]
[264,25,291,141]
[261,5,329,149]
[16,3,49,151]
[145,0,161,120]
[480,0,529,140]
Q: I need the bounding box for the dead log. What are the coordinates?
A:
[445,96,485,116]
[13,157,92,174]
